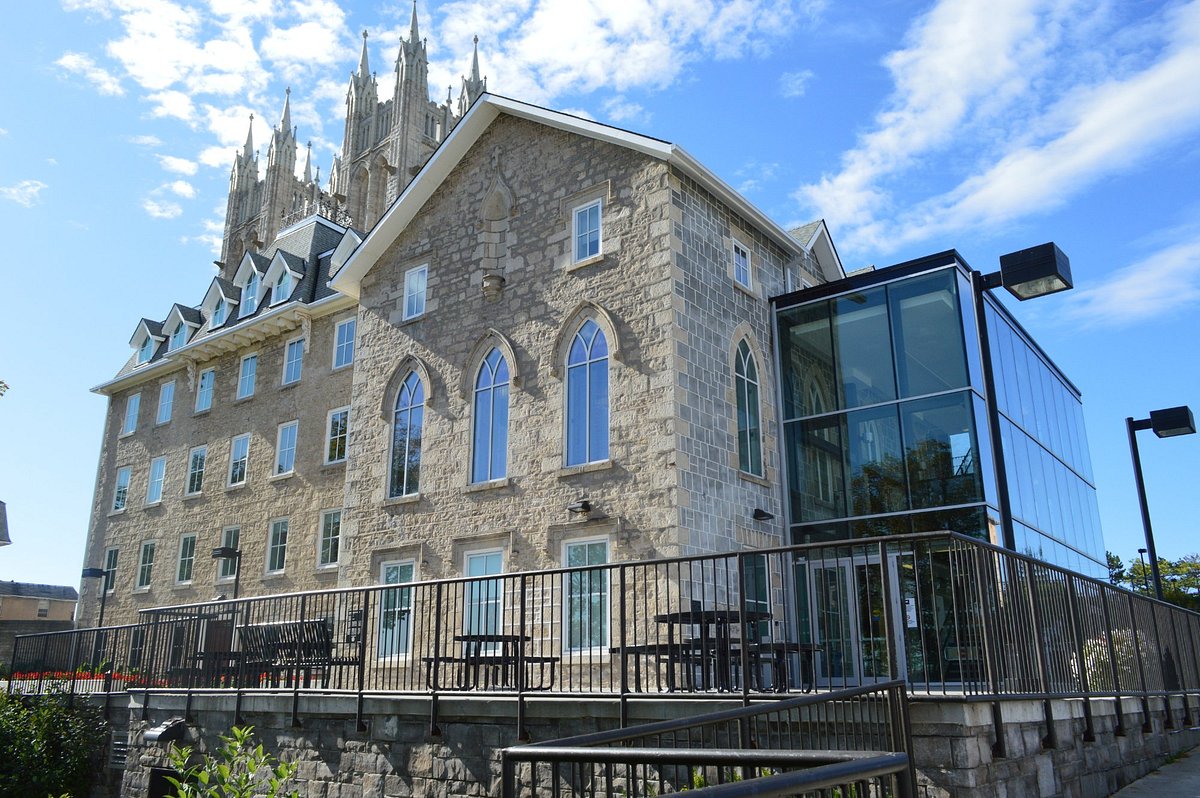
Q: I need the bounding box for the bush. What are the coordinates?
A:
[167,726,299,798]
[0,691,108,798]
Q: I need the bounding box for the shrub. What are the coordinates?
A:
[167,726,299,798]
[0,691,108,798]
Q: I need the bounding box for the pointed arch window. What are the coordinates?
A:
[212,297,227,327]
[137,336,155,365]
[566,319,609,466]
[242,272,260,316]
[389,372,425,497]
[471,349,510,483]
[735,340,763,477]
[169,321,187,352]
[274,270,292,303]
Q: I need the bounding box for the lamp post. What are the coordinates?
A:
[974,242,1074,549]
[1137,548,1150,593]
[211,546,242,600]
[80,566,109,628]
[1126,405,1195,601]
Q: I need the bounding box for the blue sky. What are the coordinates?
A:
[0,0,1197,588]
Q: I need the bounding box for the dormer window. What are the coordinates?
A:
[242,272,260,316]
[273,270,292,304]
[212,298,227,327]
[168,321,187,352]
[137,336,154,365]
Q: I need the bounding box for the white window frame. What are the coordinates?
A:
[195,368,215,413]
[272,269,293,305]
[103,547,118,594]
[282,337,304,385]
[137,335,155,365]
[572,199,602,263]
[112,466,132,512]
[266,518,289,574]
[136,541,156,589]
[732,238,752,291]
[403,264,428,320]
[228,433,251,487]
[176,533,197,584]
[318,509,341,568]
[168,321,187,352]
[562,537,611,654]
[121,393,140,436]
[212,297,227,327]
[237,354,257,399]
[240,271,260,317]
[156,381,175,425]
[325,406,350,465]
[463,548,505,651]
[274,420,299,476]
[217,526,240,580]
[333,318,356,369]
[185,445,207,496]
[377,559,416,659]
[146,456,166,505]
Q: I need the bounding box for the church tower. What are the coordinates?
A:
[219,2,486,267]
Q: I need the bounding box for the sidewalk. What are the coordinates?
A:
[1114,748,1200,796]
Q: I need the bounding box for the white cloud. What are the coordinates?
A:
[0,128,8,136]
[780,69,813,98]
[147,90,196,122]
[735,161,781,195]
[158,154,198,175]
[143,198,183,218]
[602,96,647,124]
[1061,236,1200,327]
[199,144,238,168]
[129,134,163,146]
[0,180,48,207]
[46,158,58,167]
[166,180,196,198]
[55,52,125,95]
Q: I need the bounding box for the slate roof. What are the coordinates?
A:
[0,581,78,601]
[171,303,203,326]
[789,221,823,246]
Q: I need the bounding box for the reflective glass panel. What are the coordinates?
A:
[844,405,905,515]
[834,288,896,408]
[900,392,983,510]
[888,270,968,397]
[778,301,835,420]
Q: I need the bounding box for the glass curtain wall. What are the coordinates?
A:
[778,266,1000,544]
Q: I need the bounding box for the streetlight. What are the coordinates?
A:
[80,566,109,628]
[1127,405,1196,601]
[974,242,1075,549]
[211,546,242,600]
[1137,548,1150,593]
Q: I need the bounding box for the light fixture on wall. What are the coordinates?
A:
[751,508,774,522]
[984,242,1073,300]
[567,499,592,514]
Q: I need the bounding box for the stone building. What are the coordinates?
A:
[79,63,843,625]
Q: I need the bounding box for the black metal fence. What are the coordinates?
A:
[499,681,913,797]
[10,532,1200,736]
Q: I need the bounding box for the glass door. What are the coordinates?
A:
[808,555,905,686]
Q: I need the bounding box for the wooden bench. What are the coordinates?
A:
[239,619,358,688]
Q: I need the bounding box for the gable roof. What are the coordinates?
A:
[128,318,164,348]
[0,581,78,601]
[789,219,844,283]
[332,93,815,297]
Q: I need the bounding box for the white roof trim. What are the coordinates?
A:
[332,93,807,298]
[128,320,165,348]
[233,251,266,287]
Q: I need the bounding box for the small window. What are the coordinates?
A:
[267,518,289,573]
[146,456,166,504]
[241,272,260,316]
[103,548,118,593]
[318,509,341,567]
[186,445,207,495]
[573,200,602,263]
[195,369,214,413]
[275,420,298,476]
[37,599,50,618]
[212,297,227,327]
[564,538,609,651]
[273,270,293,304]
[237,355,257,399]
[156,381,175,424]
[112,466,132,512]
[732,240,752,290]
[168,321,188,352]
[282,338,304,385]
[228,433,250,486]
[176,534,196,584]
[326,407,349,464]
[333,318,356,369]
[121,394,140,436]
[218,527,240,579]
[137,336,155,365]
[137,541,156,589]
[403,265,428,320]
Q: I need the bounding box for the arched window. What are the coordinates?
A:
[169,321,187,352]
[735,340,763,477]
[471,349,510,483]
[212,297,227,327]
[274,269,292,302]
[566,319,609,466]
[243,271,260,315]
[389,372,424,497]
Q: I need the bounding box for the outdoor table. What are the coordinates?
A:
[424,634,558,690]
[653,609,772,691]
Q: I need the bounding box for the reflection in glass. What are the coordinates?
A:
[835,288,896,408]
[888,270,968,397]
[791,415,845,521]
[845,405,905,515]
[901,392,983,511]
[779,301,835,419]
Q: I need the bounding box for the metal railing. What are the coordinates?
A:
[11,532,1200,737]
[500,681,913,797]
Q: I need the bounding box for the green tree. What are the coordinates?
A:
[167,726,299,798]
[0,692,107,798]
[1106,551,1128,587]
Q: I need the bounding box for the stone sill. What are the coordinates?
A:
[558,460,614,478]
[566,253,606,273]
[382,493,420,508]
[464,477,511,494]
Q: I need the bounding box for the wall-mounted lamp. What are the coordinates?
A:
[983,242,1073,300]
[752,508,775,521]
[567,499,592,514]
